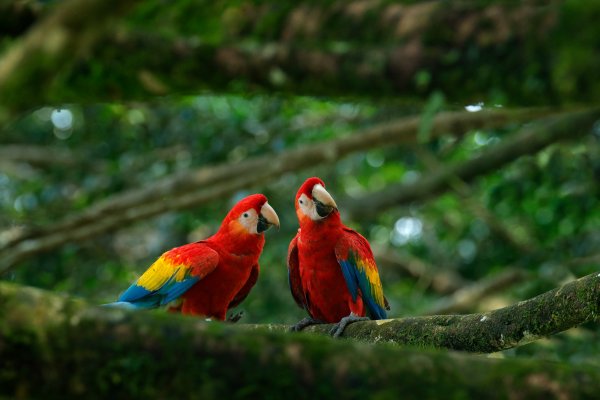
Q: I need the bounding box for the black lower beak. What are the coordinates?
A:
[315,200,335,218]
[257,214,272,233]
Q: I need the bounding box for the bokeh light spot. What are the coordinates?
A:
[465,102,484,112]
[391,217,423,245]
[51,109,73,130]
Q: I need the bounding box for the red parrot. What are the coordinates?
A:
[288,177,389,336]
[108,194,279,321]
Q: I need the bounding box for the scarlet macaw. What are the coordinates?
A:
[108,194,279,320]
[288,177,389,336]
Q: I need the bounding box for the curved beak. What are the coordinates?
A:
[257,202,280,233]
[312,184,337,218]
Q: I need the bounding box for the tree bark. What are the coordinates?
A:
[0,108,549,274]
[0,274,599,399]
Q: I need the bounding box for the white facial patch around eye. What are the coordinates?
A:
[238,208,259,234]
[298,193,320,220]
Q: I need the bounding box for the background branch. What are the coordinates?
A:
[414,145,539,254]
[0,144,81,167]
[374,247,468,294]
[0,108,548,274]
[424,268,528,315]
[346,108,600,219]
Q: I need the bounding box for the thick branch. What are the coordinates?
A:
[0,108,547,273]
[259,271,600,352]
[346,108,600,219]
[0,277,599,398]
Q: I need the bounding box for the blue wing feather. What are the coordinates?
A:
[363,295,387,320]
[339,260,359,302]
[111,242,219,310]
[335,229,388,320]
[116,269,200,308]
[157,275,200,305]
[344,253,387,319]
[118,284,153,303]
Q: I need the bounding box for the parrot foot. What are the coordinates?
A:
[290,317,323,332]
[227,311,244,323]
[329,313,369,338]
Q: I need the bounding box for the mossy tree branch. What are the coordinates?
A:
[0,273,599,398]
[253,271,600,352]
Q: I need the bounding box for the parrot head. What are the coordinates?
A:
[295,177,338,223]
[225,194,280,235]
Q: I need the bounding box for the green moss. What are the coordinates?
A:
[1,261,600,397]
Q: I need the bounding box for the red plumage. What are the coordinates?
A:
[288,177,388,325]
[179,225,264,319]
[114,194,279,321]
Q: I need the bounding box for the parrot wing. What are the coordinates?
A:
[117,241,219,308]
[228,263,259,308]
[287,233,308,310]
[335,228,388,319]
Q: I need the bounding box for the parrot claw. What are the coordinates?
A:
[227,311,244,323]
[329,313,369,338]
[290,317,323,332]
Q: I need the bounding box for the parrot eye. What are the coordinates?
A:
[299,199,304,204]
[243,213,249,218]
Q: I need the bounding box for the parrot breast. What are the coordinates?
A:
[297,222,366,322]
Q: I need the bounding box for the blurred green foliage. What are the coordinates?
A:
[1,0,600,368]
[4,96,600,324]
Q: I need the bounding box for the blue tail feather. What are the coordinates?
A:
[102,301,150,309]
[118,284,153,303]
